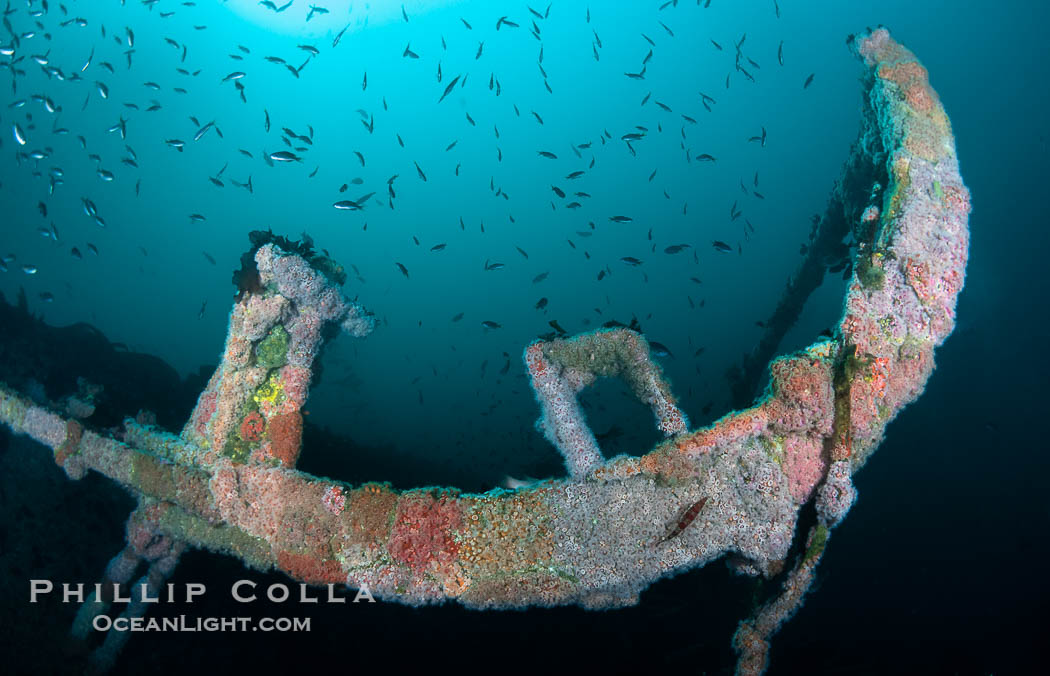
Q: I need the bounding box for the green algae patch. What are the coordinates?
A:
[255,325,289,370]
[804,524,829,563]
[856,255,886,290]
[223,436,251,463]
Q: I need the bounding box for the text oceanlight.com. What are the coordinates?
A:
[92,616,312,633]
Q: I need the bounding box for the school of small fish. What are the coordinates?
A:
[0,0,851,464]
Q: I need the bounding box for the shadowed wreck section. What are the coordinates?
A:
[0,30,968,675]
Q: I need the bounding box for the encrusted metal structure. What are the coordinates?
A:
[0,30,969,674]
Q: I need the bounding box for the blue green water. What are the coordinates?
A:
[0,0,923,487]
